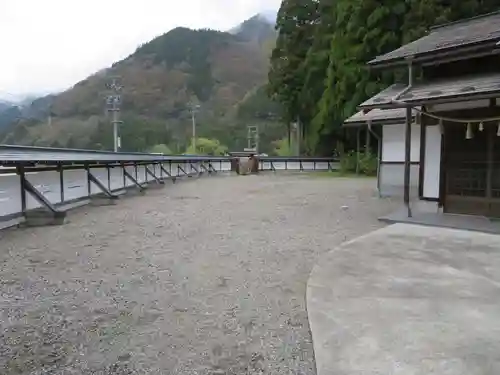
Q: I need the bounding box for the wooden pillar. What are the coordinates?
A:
[356,128,361,175]
[487,124,494,203]
[296,118,301,156]
[374,126,382,197]
[365,127,371,154]
[287,123,291,151]
[404,106,412,217]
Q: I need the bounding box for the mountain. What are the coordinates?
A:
[0,101,12,112]
[0,101,19,131]
[0,94,56,134]
[233,14,277,44]
[18,95,42,107]
[0,105,21,131]
[2,14,283,152]
[258,10,278,24]
[0,92,51,106]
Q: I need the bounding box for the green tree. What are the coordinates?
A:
[268,0,319,125]
[273,137,293,156]
[66,135,78,149]
[185,137,228,155]
[269,0,500,155]
[236,85,283,120]
[299,0,337,153]
[149,143,173,154]
[312,0,407,154]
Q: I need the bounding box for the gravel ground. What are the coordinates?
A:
[0,174,398,375]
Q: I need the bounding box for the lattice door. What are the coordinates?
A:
[444,123,489,216]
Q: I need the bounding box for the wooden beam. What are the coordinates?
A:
[404,106,412,217]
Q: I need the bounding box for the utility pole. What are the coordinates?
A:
[47,104,54,127]
[291,120,300,155]
[188,102,200,151]
[105,78,123,152]
[296,117,301,156]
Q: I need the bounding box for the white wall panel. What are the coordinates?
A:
[110,167,124,191]
[89,168,109,195]
[63,170,88,201]
[25,172,56,209]
[0,174,22,215]
[423,125,442,199]
[382,124,421,162]
[136,166,147,183]
[124,166,136,187]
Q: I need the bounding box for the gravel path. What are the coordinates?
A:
[0,174,398,375]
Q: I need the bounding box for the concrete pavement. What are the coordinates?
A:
[307,223,500,375]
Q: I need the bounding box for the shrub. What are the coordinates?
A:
[149,144,173,154]
[339,149,378,176]
[273,137,293,156]
[340,150,357,174]
[359,151,378,176]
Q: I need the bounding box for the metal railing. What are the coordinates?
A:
[0,145,339,229]
[257,156,338,172]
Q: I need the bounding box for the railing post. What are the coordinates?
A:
[107,165,111,191]
[85,164,91,196]
[122,164,126,188]
[58,164,64,203]
[17,166,27,214]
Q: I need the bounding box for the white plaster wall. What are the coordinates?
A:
[382,124,421,162]
[379,164,420,198]
[423,125,442,199]
[378,123,420,198]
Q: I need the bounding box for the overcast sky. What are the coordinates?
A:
[0,0,281,100]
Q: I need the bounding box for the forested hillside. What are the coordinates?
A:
[232,14,277,44]
[0,105,20,130]
[0,101,12,112]
[1,15,285,154]
[268,0,500,155]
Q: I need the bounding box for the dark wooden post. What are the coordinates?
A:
[356,128,361,175]
[365,126,371,154]
[404,106,412,217]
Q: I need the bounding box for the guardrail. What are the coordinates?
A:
[0,145,338,229]
[257,156,338,172]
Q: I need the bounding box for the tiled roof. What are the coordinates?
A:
[358,85,407,109]
[343,108,414,127]
[369,11,500,66]
[358,73,500,109]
